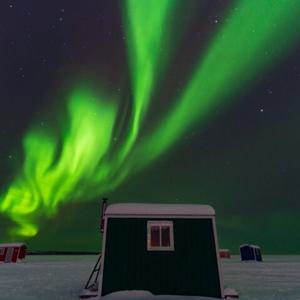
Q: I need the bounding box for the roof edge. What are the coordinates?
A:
[105,203,215,217]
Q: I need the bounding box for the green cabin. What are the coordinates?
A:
[99,203,227,298]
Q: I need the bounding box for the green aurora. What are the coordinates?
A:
[1,0,300,240]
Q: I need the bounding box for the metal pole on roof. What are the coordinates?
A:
[100,198,107,233]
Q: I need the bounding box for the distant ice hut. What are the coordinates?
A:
[0,243,27,263]
[240,244,262,261]
[219,249,231,259]
[98,203,237,298]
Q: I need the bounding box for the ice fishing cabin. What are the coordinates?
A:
[98,203,237,299]
[0,243,27,263]
[240,244,262,262]
[219,249,231,259]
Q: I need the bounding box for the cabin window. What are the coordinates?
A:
[147,221,174,251]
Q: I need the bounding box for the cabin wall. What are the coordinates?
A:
[240,246,255,261]
[0,247,6,262]
[101,217,221,298]
[18,246,27,260]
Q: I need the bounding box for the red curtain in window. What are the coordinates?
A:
[151,226,160,247]
[161,226,171,247]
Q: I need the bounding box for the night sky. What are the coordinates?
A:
[1,0,300,254]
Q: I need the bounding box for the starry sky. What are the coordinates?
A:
[1,0,300,253]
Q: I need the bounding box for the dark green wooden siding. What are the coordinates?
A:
[102,218,221,298]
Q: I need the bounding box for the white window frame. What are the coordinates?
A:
[147,221,174,251]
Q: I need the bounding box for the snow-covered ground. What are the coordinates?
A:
[0,255,300,300]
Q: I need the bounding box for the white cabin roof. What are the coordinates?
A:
[105,203,215,217]
[0,243,26,248]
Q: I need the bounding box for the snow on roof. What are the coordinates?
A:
[240,244,261,249]
[0,243,26,248]
[105,203,215,217]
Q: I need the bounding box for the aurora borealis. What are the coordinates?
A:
[1,0,300,253]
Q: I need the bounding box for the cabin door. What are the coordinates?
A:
[5,247,13,262]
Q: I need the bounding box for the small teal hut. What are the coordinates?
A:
[98,203,230,298]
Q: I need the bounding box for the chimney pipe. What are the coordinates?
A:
[100,198,108,233]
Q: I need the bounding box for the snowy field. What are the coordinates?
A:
[0,255,300,300]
